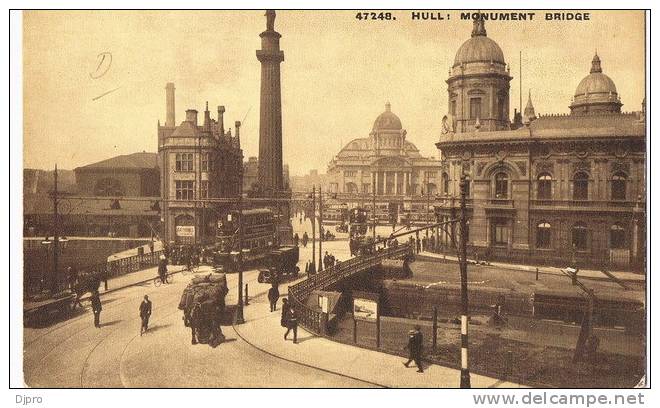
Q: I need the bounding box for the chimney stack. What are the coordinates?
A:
[186,109,198,126]
[217,106,225,138]
[204,101,211,131]
[235,121,241,147]
[165,83,175,127]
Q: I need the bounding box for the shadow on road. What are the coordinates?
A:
[144,323,172,334]
[99,319,122,327]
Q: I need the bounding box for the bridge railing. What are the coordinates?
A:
[289,244,412,334]
[73,249,165,286]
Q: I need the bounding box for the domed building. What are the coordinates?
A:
[570,53,623,115]
[447,17,512,132]
[435,15,646,271]
[326,103,441,223]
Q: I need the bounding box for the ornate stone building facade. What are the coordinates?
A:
[327,103,442,223]
[435,18,646,270]
[158,83,243,245]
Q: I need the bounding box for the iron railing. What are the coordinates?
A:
[289,244,412,334]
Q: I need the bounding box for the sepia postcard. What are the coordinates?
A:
[8,6,651,400]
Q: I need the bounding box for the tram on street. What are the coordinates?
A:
[213,208,277,270]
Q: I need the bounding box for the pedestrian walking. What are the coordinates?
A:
[158,255,168,284]
[403,325,424,372]
[293,233,300,247]
[282,299,298,344]
[139,295,152,335]
[66,266,78,291]
[302,232,309,247]
[268,283,280,312]
[281,298,291,329]
[90,290,102,328]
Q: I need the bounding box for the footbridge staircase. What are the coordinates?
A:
[289,244,413,334]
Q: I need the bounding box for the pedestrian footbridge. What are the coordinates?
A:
[289,244,412,334]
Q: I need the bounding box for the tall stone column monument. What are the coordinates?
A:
[256,10,292,243]
[256,10,284,195]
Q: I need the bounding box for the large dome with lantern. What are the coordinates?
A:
[453,17,505,67]
[372,102,403,132]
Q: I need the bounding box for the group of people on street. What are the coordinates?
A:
[323,251,336,269]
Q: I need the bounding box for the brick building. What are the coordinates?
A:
[158,83,243,245]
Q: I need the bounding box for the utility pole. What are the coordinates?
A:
[51,164,60,294]
[311,185,316,272]
[318,187,323,272]
[372,182,376,243]
[426,173,431,238]
[459,176,471,388]
[235,186,245,324]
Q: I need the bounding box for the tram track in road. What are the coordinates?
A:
[24,268,187,347]
[25,268,257,387]
[26,276,189,386]
[79,273,261,388]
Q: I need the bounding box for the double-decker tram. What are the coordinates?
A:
[214,208,277,270]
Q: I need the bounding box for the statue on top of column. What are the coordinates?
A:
[266,10,276,31]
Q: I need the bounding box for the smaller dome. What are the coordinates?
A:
[570,53,622,114]
[372,102,402,131]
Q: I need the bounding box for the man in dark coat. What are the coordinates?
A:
[90,290,102,328]
[284,302,298,344]
[403,325,424,372]
[139,295,152,335]
[268,283,280,312]
[282,298,297,343]
[302,232,309,248]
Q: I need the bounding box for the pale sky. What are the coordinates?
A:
[23,10,645,176]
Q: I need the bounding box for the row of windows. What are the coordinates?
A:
[536,222,626,250]
[449,97,507,121]
[490,219,628,250]
[174,180,208,200]
[175,153,213,172]
[440,171,630,201]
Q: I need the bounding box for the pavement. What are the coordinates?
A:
[235,280,522,388]
[23,227,522,388]
[418,251,645,283]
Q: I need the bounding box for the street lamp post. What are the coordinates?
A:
[235,188,245,325]
[318,187,323,272]
[51,164,60,294]
[458,176,471,388]
[311,185,316,272]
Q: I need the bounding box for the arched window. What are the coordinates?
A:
[442,173,449,195]
[494,172,508,198]
[345,182,358,194]
[94,178,123,196]
[610,223,626,249]
[463,176,471,197]
[611,172,627,201]
[571,223,588,251]
[537,173,552,200]
[536,222,551,249]
[573,172,589,200]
